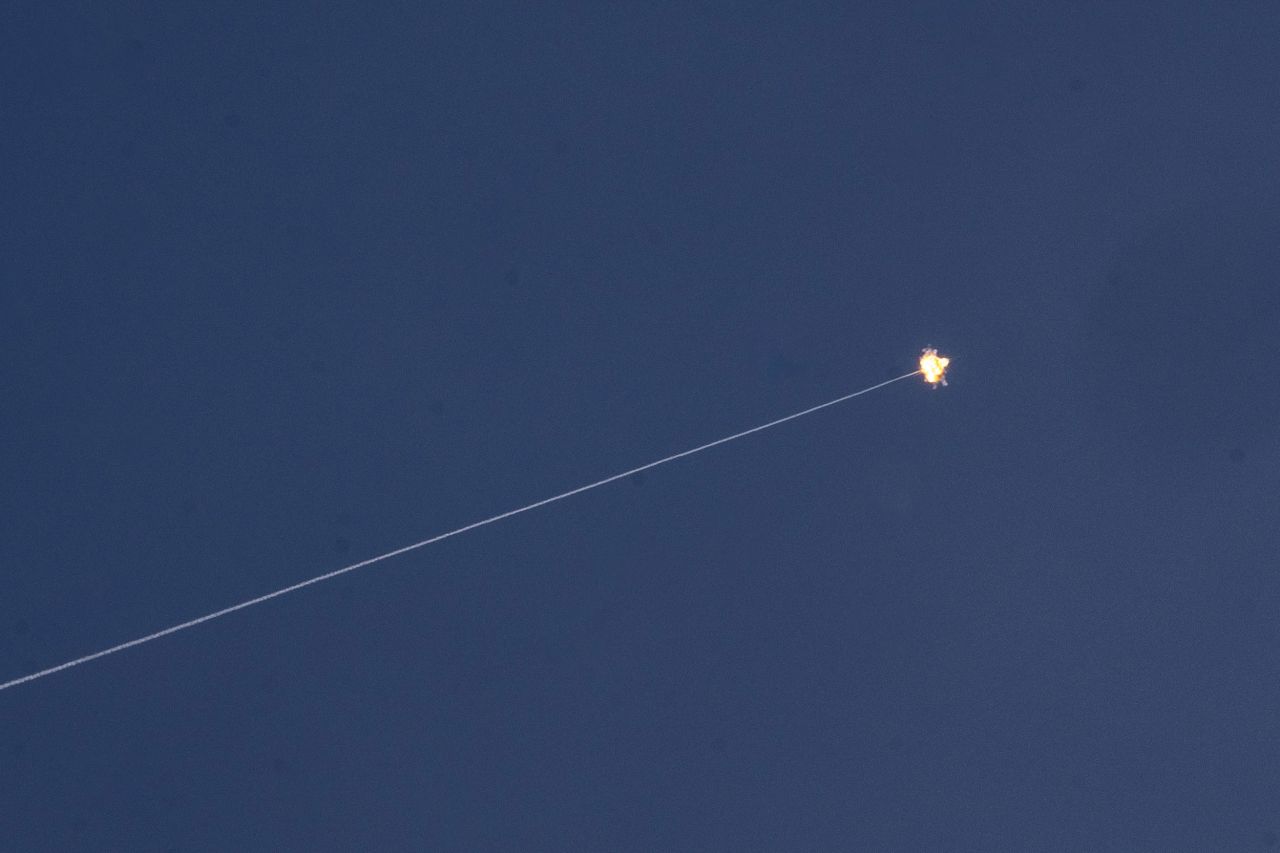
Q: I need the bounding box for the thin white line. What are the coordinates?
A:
[1,369,921,692]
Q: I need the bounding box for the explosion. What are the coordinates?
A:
[919,348,951,387]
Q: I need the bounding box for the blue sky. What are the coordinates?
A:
[3,3,1278,850]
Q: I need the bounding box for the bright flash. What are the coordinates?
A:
[919,348,951,387]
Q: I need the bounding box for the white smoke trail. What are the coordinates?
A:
[1,369,921,693]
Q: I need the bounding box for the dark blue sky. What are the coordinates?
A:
[3,3,1278,851]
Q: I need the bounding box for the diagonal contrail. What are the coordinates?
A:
[1,369,922,693]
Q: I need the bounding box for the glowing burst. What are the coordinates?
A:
[919,348,951,386]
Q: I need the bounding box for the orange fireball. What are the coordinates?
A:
[919,348,951,387]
